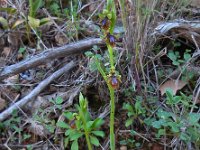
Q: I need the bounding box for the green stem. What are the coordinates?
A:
[94,57,116,150]
[108,44,114,70]
[80,110,92,150]
[94,57,107,82]
[106,0,112,10]
[84,130,92,150]
[109,86,115,150]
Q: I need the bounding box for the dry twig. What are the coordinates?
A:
[0,38,104,81]
[0,61,75,121]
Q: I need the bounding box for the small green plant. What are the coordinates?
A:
[145,89,200,147]
[56,93,105,150]
[32,97,64,134]
[49,96,63,110]
[0,110,31,143]
[33,108,56,134]
[120,130,141,149]
[123,96,146,127]
[167,45,194,82]
[45,0,62,17]
[167,49,191,66]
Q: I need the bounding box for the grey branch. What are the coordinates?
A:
[0,61,75,121]
[0,38,104,81]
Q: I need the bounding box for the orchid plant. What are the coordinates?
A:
[94,0,120,149]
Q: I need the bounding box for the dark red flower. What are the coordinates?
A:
[108,73,121,89]
[106,33,116,47]
[101,17,110,31]
[69,119,76,129]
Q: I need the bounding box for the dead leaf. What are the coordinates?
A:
[194,97,200,104]
[190,0,200,7]
[0,34,5,46]
[28,122,46,136]
[159,79,187,95]
[12,19,25,29]
[7,32,20,47]
[152,143,163,150]
[55,32,69,46]
[0,0,7,8]
[2,47,11,58]
[0,57,7,67]
[120,146,127,150]
[0,96,6,111]
[4,74,19,84]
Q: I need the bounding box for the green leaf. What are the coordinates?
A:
[172,96,181,104]
[65,129,74,136]
[86,121,94,130]
[39,17,51,26]
[174,42,181,47]
[90,135,100,146]
[172,61,180,66]
[64,137,69,148]
[152,119,166,129]
[127,112,134,117]
[156,129,165,138]
[180,132,190,141]
[0,8,17,14]
[0,17,8,29]
[91,131,105,137]
[125,118,133,127]
[89,60,98,72]
[56,96,63,104]
[85,51,94,57]
[135,100,145,114]
[29,0,42,17]
[18,47,26,54]
[166,88,175,98]
[46,124,55,133]
[13,126,22,133]
[168,51,177,61]
[90,118,104,129]
[188,113,200,125]
[56,121,69,128]
[63,112,73,120]
[70,132,83,141]
[123,103,133,112]
[95,54,103,60]
[28,16,40,28]
[167,122,180,133]
[71,140,79,150]
[79,92,86,109]
[144,118,156,126]
[184,53,191,61]
[119,140,128,145]
[23,134,31,140]
[56,104,62,110]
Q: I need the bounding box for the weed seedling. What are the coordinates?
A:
[57,93,105,150]
[146,89,200,146]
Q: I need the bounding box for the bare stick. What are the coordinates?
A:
[0,38,103,81]
[0,61,75,121]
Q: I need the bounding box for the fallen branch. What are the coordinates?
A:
[153,19,200,45]
[0,61,75,121]
[0,38,104,81]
